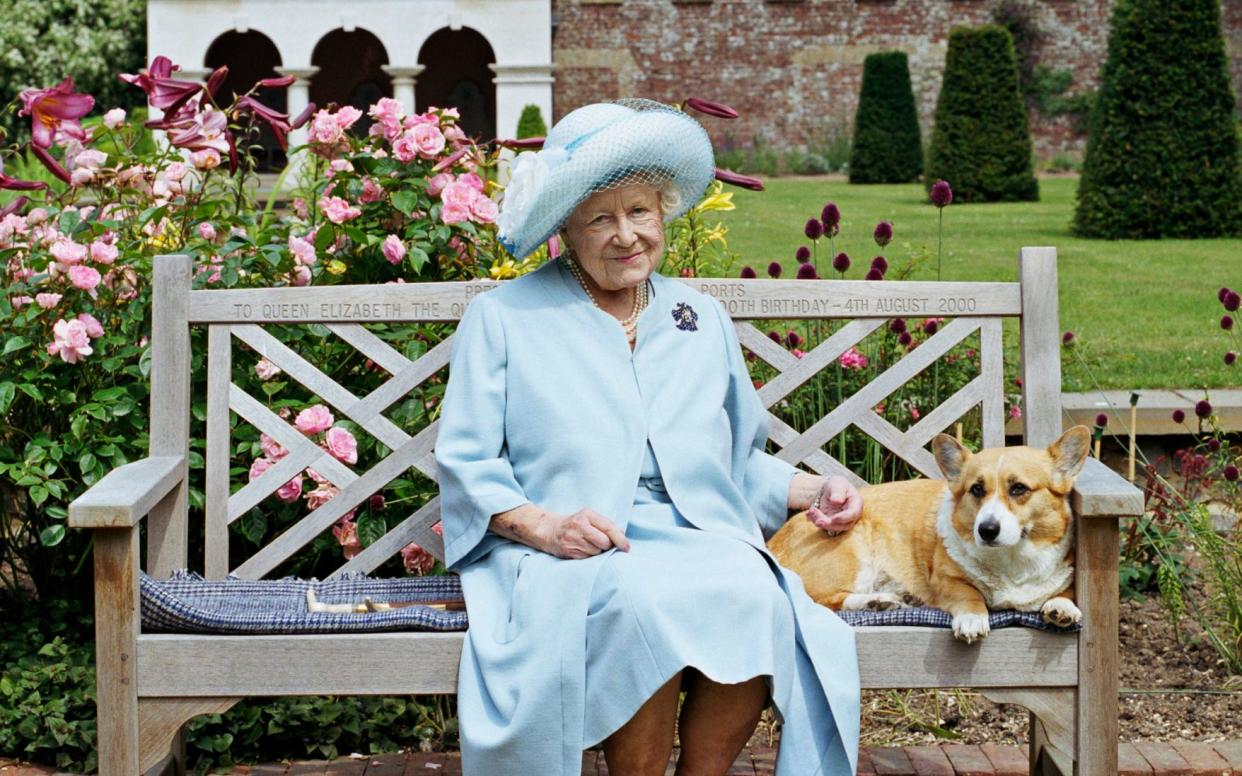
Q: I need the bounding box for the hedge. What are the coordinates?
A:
[849,51,923,184]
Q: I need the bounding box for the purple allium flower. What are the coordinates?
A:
[1095,413,1108,428]
[1219,287,1232,304]
[870,256,888,274]
[898,331,913,347]
[889,318,907,334]
[1224,464,1239,482]
[1226,292,1241,312]
[1172,409,1186,423]
[1222,315,1234,330]
[767,261,782,279]
[832,252,850,273]
[795,246,811,262]
[1196,399,1213,419]
[1227,351,1237,366]
[786,330,803,348]
[864,268,883,281]
[821,202,841,230]
[1208,438,1222,452]
[1015,377,1023,388]
[796,262,818,280]
[1062,331,1075,345]
[930,179,953,208]
[923,319,939,335]
[740,266,757,279]
[804,218,824,240]
[873,221,893,248]
[768,330,782,344]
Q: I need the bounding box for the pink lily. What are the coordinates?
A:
[235,96,292,149]
[204,66,230,99]
[162,103,232,154]
[684,97,739,120]
[259,75,297,89]
[120,56,202,113]
[495,137,544,150]
[290,103,318,130]
[431,147,469,173]
[714,167,764,191]
[18,78,95,149]
[30,145,72,184]
[0,158,48,191]
[0,197,29,218]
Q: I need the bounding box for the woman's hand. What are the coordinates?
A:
[537,508,631,559]
[807,476,863,535]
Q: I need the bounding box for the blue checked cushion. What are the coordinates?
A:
[140,570,468,634]
[838,607,1080,632]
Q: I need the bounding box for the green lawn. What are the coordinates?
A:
[716,176,1240,392]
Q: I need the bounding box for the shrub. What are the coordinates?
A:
[515,104,547,139]
[1073,0,1242,239]
[791,152,831,176]
[849,51,923,183]
[925,26,1039,203]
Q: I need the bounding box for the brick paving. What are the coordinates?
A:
[5,742,1242,774]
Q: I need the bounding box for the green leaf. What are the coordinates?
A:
[355,512,387,547]
[391,190,418,215]
[0,382,14,414]
[239,512,268,545]
[16,383,43,401]
[407,247,430,273]
[29,485,48,507]
[78,453,97,475]
[3,336,30,355]
[39,525,65,547]
[260,380,286,397]
[91,386,129,402]
[139,346,153,379]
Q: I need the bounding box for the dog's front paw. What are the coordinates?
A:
[951,612,990,644]
[1041,597,1082,628]
[841,592,907,611]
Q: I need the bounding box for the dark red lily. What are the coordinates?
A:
[235,95,292,149]
[0,197,29,218]
[205,66,230,99]
[714,168,764,191]
[290,103,317,130]
[18,78,95,149]
[30,144,72,184]
[120,55,202,113]
[684,98,739,120]
[259,75,297,89]
[495,137,545,150]
[0,158,48,191]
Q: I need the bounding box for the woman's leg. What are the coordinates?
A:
[674,669,769,776]
[602,670,683,776]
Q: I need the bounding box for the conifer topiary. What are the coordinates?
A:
[516,104,547,139]
[925,25,1038,202]
[1073,0,1242,238]
[849,51,923,183]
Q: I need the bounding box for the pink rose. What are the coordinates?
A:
[426,173,453,198]
[69,264,102,292]
[335,106,363,130]
[47,318,93,363]
[392,134,419,163]
[198,222,217,241]
[332,519,362,559]
[292,198,309,219]
[289,234,317,266]
[326,158,354,177]
[469,194,498,224]
[306,467,329,485]
[89,239,118,264]
[276,474,303,503]
[190,148,221,170]
[295,405,334,435]
[260,432,287,460]
[381,235,406,265]
[309,110,345,146]
[441,201,470,225]
[103,108,126,129]
[291,265,312,286]
[10,296,33,309]
[360,177,383,203]
[324,427,358,464]
[1009,404,1023,420]
[51,239,87,265]
[440,180,475,208]
[458,173,484,192]
[410,123,446,158]
[255,357,283,380]
[248,457,273,482]
[76,312,104,338]
[318,196,361,224]
[35,293,63,309]
[838,346,868,370]
[307,484,340,512]
[165,162,188,183]
[401,542,435,575]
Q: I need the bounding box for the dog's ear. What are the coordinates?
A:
[1048,425,1092,482]
[932,434,970,481]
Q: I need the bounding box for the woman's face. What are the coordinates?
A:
[562,184,665,292]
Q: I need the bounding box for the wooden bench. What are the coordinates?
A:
[69,247,1143,775]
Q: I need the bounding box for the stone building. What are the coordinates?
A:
[147,0,1242,167]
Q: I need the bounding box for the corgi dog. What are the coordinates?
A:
[768,426,1093,643]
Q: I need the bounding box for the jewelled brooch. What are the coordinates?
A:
[671,302,698,332]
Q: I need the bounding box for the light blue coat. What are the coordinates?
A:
[435,258,861,775]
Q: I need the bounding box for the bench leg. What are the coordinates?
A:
[981,689,1074,776]
[95,529,141,776]
[138,698,241,774]
[1076,517,1120,776]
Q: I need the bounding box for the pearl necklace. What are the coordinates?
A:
[564,256,649,345]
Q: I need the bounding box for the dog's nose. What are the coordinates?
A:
[977,519,1001,543]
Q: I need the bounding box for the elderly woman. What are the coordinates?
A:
[435,100,862,776]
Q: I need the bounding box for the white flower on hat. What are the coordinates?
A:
[497,147,568,250]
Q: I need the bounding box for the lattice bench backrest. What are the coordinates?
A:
[145,248,1061,580]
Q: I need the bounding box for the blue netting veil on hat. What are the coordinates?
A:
[496,98,715,260]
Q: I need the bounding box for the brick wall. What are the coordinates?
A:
[551,0,1242,162]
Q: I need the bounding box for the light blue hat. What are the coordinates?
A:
[496,98,715,260]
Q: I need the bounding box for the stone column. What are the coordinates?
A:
[490,64,555,140]
[382,65,426,116]
[275,67,319,184]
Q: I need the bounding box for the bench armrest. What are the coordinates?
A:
[1071,457,1144,518]
[68,455,186,529]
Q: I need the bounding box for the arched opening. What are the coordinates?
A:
[205,30,286,171]
[417,28,496,142]
[311,28,392,137]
